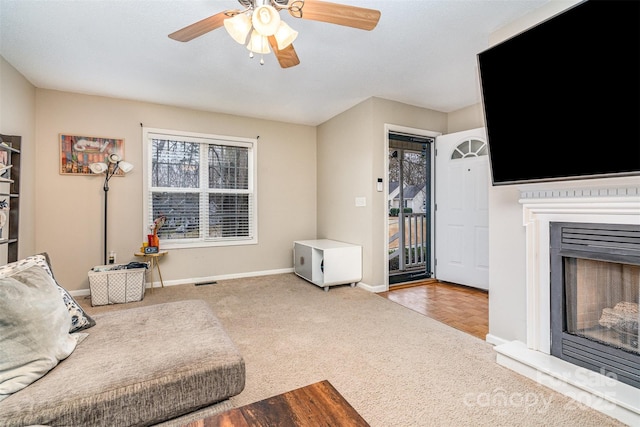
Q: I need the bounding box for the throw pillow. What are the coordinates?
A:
[0,253,96,332]
[0,262,80,402]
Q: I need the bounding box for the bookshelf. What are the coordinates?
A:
[0,134,21,265]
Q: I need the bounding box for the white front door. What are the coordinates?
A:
[434,128,489,290]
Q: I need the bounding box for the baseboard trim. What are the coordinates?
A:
[70,268,386,298]
[167,267,295,287]
[485,333,508,347]
[357,282,384,293]
[70,267,295,297]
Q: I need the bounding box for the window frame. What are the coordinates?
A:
[142,127,258,249]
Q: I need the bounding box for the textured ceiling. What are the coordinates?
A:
[0,0,550,126]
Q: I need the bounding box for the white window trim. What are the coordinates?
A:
[142,127,258,249]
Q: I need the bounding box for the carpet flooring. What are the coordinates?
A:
[79,273,625,426]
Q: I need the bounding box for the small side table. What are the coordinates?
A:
[134,251,168,291]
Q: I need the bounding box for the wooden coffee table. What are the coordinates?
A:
[184,380,369,426]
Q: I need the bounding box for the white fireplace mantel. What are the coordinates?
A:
[494,184,640,426]
[520,187,640,352]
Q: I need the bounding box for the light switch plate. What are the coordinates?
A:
[355,197,366,207]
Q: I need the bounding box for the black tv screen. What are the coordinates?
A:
[478,0,640,185]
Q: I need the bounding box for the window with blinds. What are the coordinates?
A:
[143,128,257,248]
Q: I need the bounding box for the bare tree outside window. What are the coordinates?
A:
[208,145,250,238]
[389,149,426,188]
[152,139,199,188]
[146,131,256,246]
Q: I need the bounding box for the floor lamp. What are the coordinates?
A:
[89,153,134,265]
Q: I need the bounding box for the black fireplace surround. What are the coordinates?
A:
[550,222,640,389]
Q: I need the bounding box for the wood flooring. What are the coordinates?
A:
[379,280,488,340]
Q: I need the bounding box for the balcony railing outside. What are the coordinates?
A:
[389,212,428,274]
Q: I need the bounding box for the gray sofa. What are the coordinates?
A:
[0,299,246,426]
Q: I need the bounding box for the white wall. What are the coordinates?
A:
[0,57,36,259]
[6,0,583,307]
[317,97,450,287]
[447,103,484,134]
[2,56,482,295]
[316,98,376,284]
[34,89,317,292]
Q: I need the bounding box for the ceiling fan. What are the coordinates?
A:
[168,0,381,68]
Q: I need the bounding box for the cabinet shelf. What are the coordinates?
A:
[0,144,20,154]
[293,239,362,291]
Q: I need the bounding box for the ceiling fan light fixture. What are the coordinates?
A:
[168,0,381,69]
[224,12,252,44]
[274,21,298,50]
[252,5,281,36]
[246,30,271,54]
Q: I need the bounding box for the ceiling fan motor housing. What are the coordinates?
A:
[252,3,281,36]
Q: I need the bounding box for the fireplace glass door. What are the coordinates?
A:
[550,221,640,388]
[564,258,639,354]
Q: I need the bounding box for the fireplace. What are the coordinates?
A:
[549,222,639,388]
[492,185,640,425]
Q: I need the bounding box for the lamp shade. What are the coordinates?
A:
[246,30,270,54]
[118,161,134,173]
[224,13,252,44]
[108,153,121,163]
[252,5,280,36]
[89,162,108,174]
[274,21,298,50]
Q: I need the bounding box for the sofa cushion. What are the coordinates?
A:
[0,299,246,427]
[0,253,96,332]
[0,262,80,402]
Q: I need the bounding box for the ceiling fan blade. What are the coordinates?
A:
[268,37,301,68]
[292,0,381,31]
[169,11,232,42]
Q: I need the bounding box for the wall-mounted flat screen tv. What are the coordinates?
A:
[478,0,640,186]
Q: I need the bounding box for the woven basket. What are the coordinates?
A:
[88,264,146,306]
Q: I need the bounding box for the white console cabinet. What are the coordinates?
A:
[293,239,362,291]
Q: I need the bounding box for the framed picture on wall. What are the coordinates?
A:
[59,134,125,175]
